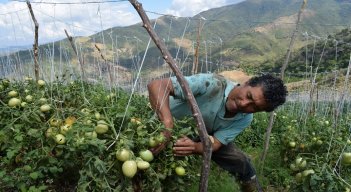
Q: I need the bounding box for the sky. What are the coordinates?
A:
[0,0,245,48]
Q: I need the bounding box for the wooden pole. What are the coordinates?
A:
[26,1,39,81]
[260,0,307,162]
[128,1,212,191]
[64,29,85,81]
[192,19,202,75]
[95,44,114,86]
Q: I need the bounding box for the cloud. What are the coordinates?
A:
[166,0,245,17]
[0,0,246,48]
[0,1,140,48]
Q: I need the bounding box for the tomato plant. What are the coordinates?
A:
[0,79,199,191]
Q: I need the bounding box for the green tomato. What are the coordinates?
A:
[175,166,186,176]
[298,160,307,169]
[46,127,58,138]
[137,160,150,170]
[289,141,296,148]
[8,90,18,97]
[49,118,62,127]
[20,102,27,107]
[25,95,33,102]
[40,104,51,112]
[39,98,47,104]
[8,98,21,107]
[60,125,71,135]
[122,160,137,178]
[295,172,303,183]
[95,120,109,134]
[290,163,298,171]
[148,137,159,147]
[156,133,166,143]
[81,108,91,115]
[295,157,302,164]
[302,169,315,177]
[55,134,66,144]
[342,152,351,165]
[316,140,323,145]
[139,150,154,162]
[37,80,46,86]
[85,131,97,139]
[94,112,101,120]
[116,149,131,162]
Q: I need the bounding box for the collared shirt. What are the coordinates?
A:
[170,73,253,145]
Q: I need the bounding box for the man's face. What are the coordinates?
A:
[226,83,268,114]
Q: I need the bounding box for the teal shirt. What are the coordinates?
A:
[170,73,253,145]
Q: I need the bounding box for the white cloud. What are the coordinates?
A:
[166,0,244,17]
[0,0,246,48]
[0,1,140,48]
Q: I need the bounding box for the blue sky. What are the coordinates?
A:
[0,0,245,48]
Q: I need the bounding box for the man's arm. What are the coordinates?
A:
[173,136,222,156]
[147,78,175,154]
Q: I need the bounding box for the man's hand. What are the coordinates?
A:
[150,130,172,155]
[150,141,168,155]
[173,136,198,156]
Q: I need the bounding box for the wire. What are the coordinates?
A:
[11,0,128,4]
[1,3,350,28]
[0,8,27,15]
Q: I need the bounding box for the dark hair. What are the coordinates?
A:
[247,74,287,112]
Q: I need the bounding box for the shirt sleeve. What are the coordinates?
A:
[170,74,212,100]
[214,114,253,145]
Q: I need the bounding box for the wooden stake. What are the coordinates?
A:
[260,0,307,163]
[64,29,85,81]
[128,1,212,191]
[26,0,39,81]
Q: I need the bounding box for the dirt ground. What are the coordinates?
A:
[219,70,251,84]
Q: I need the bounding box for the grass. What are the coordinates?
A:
[187,144,292,192]
[188,163,240,192]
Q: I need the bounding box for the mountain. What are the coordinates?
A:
[0,45,32,56]
[1,0,351,80]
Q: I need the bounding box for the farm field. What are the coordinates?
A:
[1,79,350,191]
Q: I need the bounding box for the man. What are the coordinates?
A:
[147,73,287,192]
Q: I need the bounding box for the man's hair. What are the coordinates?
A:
[247,74,288,112]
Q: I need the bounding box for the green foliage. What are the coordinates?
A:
[0,78,201,191]
[1,78,351,191]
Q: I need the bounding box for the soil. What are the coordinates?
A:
[218,70,251,84]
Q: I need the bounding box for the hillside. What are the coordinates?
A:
[1,0,351,81]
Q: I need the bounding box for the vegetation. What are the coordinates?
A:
[1,78,351,191]
[0,78,200,191]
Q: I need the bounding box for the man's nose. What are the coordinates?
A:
[241,99,251,107]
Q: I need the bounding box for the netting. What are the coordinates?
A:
[1,0,351,191]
